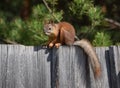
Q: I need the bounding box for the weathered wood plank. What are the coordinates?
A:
[57,46,87,88]
[25,46,35,88]
[6,45,16,88]
[0,45,2,88]
[6,45,28,88]
[13,45,26,88]
[37,46,51,88]
[109,46,120,88]
[89,47,110,88]
[57,46,111,88]
[109,46,117,88]
[0,45,120,88]
[51,48,58,88]
[3,45,51,88]
[0,45,8,88]
[31,46,39,88]
[118,46,120,88]
[0,45,1,88]
[117,46,120,88]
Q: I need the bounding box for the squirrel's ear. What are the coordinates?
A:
[43,20,50,25]
[49,19,54,24]
[43,19,54,24]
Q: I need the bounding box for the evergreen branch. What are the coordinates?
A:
[43,0,52,13]
[105,18,120,29]
[42,0,60,22]
[0,38,18,44]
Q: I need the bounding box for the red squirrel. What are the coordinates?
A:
[44,21,101,78]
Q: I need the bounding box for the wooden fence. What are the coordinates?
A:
[0,45,120,88]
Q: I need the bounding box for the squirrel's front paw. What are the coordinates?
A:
[49,43,54,48]
[55,43,61,48]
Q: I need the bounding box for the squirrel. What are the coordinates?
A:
[44,21,101,78]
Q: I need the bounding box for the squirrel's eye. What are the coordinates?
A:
[48,27,51,30]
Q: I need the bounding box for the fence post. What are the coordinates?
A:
[0,45,8,88]
[88,47,110,88]
[55,46,87,88]
[109,46,120,88]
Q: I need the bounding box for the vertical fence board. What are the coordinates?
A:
[6,45,34,88]
[0,45,51,88]
[57,46,87,88]
[114,46,120,88]
[58,46,75,88]
[37,47,51,88]
[31,46,39,88]
[109,46,118,88]
[109,46,120,88]
[74,46,87,88]
[118,46,120,88]
[6,45,16,88]
[0,45,1,88]
[117,46,120,88]
[52,48,59,88]
[0,45,120,88]
[0,45,8,88]
[22,46,33,88]
[14,45,26,88]
[89,47,110,88]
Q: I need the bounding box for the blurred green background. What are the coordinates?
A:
[0,0,120,46]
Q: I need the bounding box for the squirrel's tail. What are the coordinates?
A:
[74,39,101,78]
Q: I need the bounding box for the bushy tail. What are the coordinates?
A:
[74,39,101,78]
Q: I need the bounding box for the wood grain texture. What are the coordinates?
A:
[0,45,119,88]
[109,46,120,88]
[57,46,87,88]
[0,45,51,88]
[0,45,8,88]
[88,47,110,88]
[37,46,51,88]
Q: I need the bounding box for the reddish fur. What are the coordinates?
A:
[44,21,101,78]
[57,22,75,45]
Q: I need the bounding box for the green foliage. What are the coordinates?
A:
[88,7,103,27]
[0,0,119,46]
[93,32,113,46]
[0,3,63,45]
[116,43,120,46]
[31,4,63,21]
[67,0,104,44]
[0,8,47,45]
[69,0,103,25]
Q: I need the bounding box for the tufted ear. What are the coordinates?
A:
[49,19,54,24]
[43,20,50,25]
[43,19,55,25]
